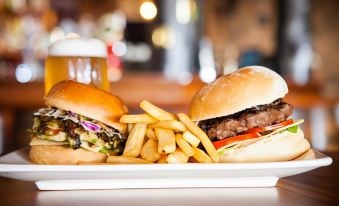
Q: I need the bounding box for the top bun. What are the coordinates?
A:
[189,66,288,121]
[45,80,128,132]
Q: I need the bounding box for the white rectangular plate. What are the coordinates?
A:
[0,148,332,190]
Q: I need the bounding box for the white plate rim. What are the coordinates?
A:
[0,148,333,172]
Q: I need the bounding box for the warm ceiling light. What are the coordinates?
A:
[140,1,157,20]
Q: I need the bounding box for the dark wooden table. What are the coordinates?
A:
[0,152,338,206]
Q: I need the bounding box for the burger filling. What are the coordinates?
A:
[28,107,126,155]
[198,99,294,141]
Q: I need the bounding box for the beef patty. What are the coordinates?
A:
[198,99,294,140]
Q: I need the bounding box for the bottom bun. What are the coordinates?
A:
[219,128,310,163]
[29,145,107,165]
[293,149,315,161]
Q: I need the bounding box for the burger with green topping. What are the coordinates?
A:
[29,81,128,164]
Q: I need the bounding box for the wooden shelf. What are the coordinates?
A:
[0,72,337,110]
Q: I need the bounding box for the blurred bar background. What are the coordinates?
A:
[0,0,338,154]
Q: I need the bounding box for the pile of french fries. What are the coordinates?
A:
[106,100,219,164]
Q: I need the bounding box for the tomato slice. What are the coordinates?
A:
[213,133,260,150]
[213,119,294,150]
[242,119,294,134]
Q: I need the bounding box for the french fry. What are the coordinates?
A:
[182,130,200,147]
[192,147,213,163]
[167,148,189,163]
[157,154,168,163]
[143,136,148,145]
[140,139,161,162]
[155,128,176,154]
[108,122,127,134]
[106,156,152,164]
[140,100,176,121]
[188,157,199,163]
[127,123,134,133]
[120,114,158,124]
[178,113,219,163]
[175,133,194,157]
[123,123,147,157]
[148,120,186,132]
[145,128,157,140]
[77,162,118,165]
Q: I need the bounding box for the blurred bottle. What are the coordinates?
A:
[0,115,3,155]
[310,106,339,151]
[219,46,239,75]
[280,0,313,84]
[45,38,109,93]
[198,37,217,83]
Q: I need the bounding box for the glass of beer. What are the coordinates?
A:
[45,38,110,93]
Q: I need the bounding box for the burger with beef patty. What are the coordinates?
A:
[29,80,128,164]
[189,66,310,162]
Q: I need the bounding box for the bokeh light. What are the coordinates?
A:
[140,2,157,20]
[15,64,32,83]
[112,41,127,57]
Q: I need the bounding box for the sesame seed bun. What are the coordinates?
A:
[189,66,288,121]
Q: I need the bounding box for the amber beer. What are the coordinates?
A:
[45,38,110,93]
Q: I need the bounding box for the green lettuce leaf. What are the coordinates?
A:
[287,125,298,133]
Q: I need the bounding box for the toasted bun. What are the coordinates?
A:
[189,66,288,121]
[45,80,128,132]
[29,145,107,165]
[219,129,310,163]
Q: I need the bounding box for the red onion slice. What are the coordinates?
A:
[67,111,78,118]
[81,121,101,132]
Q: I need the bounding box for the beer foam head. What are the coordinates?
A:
[48,38,107,58]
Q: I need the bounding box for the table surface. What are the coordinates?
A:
[1,152,338,206]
